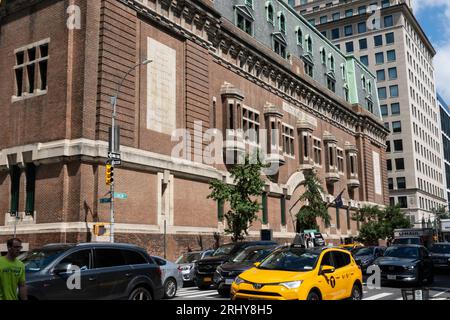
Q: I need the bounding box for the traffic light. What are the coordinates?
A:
[106,164,114,185]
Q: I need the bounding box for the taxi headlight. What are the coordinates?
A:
[280,281,303,289]
[234,276,246,285]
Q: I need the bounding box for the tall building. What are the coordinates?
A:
[294,0,447,227]
[0,0,388,257]
[438,94,450,210]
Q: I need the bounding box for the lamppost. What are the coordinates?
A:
[109,59,152,243]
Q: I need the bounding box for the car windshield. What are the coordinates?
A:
[20,247,69,272]
[353,247,374,256]
[258,248,320,272]
[394,238,420,245]
[384,247,419,259]
[430,244,450,254]
[231,247,274,263]
[176,252,201,264]
[212,244,235,257]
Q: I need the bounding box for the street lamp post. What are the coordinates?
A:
[109,59,152,243]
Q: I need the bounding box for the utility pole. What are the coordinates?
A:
[108,59,152,243]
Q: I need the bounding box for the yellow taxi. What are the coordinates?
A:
[230,245,363,300]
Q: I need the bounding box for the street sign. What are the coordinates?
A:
[108,152,121,160]
[114,193,128,199]
[111,159,121,166]
[100,198,111,204]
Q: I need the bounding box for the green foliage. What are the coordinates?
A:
[353,204,411,244]
[295,169,331,232]
[208,154,267,242]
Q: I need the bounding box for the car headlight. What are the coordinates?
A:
[234,276,246,285]
[405,265,415,271]
[280,281,303,289]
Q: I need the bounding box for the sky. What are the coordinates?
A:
[412,0,450,104]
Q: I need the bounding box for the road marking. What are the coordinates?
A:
[178,291,219,299]
[363,293,393,300]
[433,289,450,298]
[177,290,216,297]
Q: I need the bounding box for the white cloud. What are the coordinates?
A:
[411,0,450,19]
[434,43,450,103]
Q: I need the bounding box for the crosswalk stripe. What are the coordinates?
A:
[177,291,219,299]
[363,293,393,300]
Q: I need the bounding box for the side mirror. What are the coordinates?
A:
[253,262,261,268]
[53,262,73,275]
[320,265,335,275]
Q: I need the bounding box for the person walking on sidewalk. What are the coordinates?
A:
[0,238,27,300]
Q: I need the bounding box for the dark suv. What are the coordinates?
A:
[21,243,164,300]
[195,241,277,289]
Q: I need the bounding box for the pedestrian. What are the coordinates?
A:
[0,238,27,300]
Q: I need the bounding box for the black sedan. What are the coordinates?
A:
[429,243,450,270]
[213,245,277,296]
[373,245,434,286]
[352,246,386,273]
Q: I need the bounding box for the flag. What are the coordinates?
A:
[335,189,345,208]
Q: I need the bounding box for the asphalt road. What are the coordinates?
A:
[174,271,450,301]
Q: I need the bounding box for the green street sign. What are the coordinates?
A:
[114,193,128,199]
[100,198,111,204]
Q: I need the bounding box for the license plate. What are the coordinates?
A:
[225,279,234,285]
[203,277,212,283]
[387,275,396,280]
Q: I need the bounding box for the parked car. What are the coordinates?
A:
[429,243,450,270]
[213,244,277,296]
[231,245,363,300]
[20,243,164,300]
[151,256,183,299]
[176,249,214,285]
[195,241,277,290]
[373,245,434,286]
[352,246,386,273]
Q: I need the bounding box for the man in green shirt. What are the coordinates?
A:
[0,238,27,300]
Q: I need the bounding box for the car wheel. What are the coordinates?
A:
[129,287,153,300]
[307,291,321,301]
[350,284,362,300]
[164,278,177,299]
[198,284,211,290]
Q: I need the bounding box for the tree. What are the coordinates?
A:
[352,204,411,244]
[208,154,266,242]
[295,169,331,232]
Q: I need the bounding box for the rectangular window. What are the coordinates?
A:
[345,9,353,17]
[387,50,396,62]
[327,77,336,92]
[217,199,224,221]
[320,16,328,24]
[382,0,390,8]
[304,61,314,77]
[387,159,392,171]
[331,28,340,40]
[380,104,388,116]
[397,177,406,189]
[358,6,367,15]
[386,141,391,153]
[282,125,295,156]
[313,139,322,165]
[386,32,395,44]
[25,163,36,216]
[398,196,408,208]
[377,69,386,81]
[391,103,400,115]
[333,12,340,21]
[388,178,394,190]
[384,15,394,27]
[388,67,397,80]
[337,149,344,173]
[344,25,353,36]
[392,121,402,133]
[242,107,260,144]
[375,52,384,64]
[10,166,21,215]
[281,196,286,226]
[395,158,405,170]
[390,85,399,97]
[378,87,387,100]
[358,22,367,34]
[262,193,268,225]
[359,38,368,50]
[345,41,354,53]
[274,39,286,59]
[374,35,383,47]
[237,13,253,35]
[394,139,403,151]
[360,55,369,66]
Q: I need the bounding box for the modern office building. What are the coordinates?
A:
[438,94,450,210]
[0,0,388,257]
[294,0,447,226]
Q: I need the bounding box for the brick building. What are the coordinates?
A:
[0,0,388,259]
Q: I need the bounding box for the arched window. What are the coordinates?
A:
[340,63,346,79]
[305,35,313,53]
[266,2,274,23]
[368,80,372,94]
[361,75,366,89]
[320,47,326,64]
[329,54,335,71]
[296,26,303,46]
[278,12,286,33]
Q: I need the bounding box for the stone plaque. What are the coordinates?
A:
[147,38,177,134]
[373,151,382,195]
